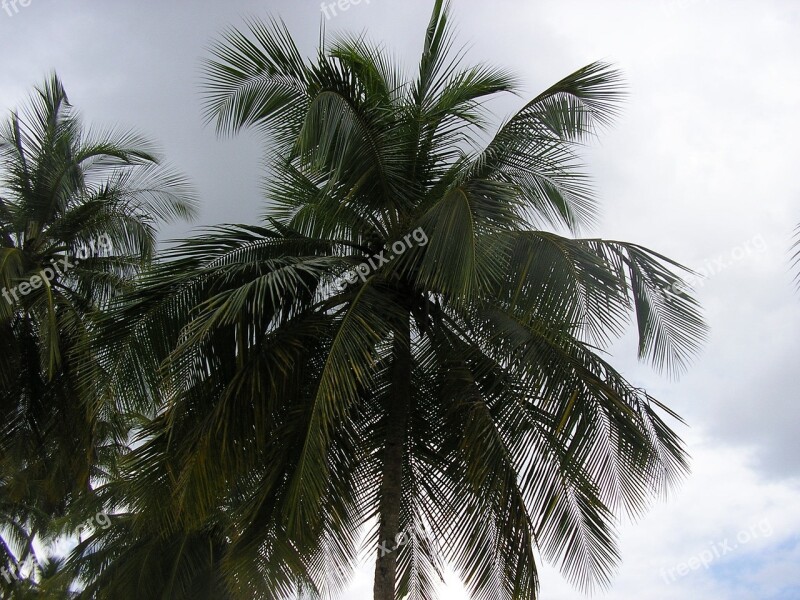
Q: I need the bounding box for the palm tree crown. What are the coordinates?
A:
[0,74,196,597]
[72,2,706,599]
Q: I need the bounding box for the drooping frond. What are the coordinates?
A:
[63,4,706,599]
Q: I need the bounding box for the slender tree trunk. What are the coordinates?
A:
[373,316,411,600]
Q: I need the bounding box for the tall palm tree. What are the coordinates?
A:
[0,74,196,596]
[81,2,705,599]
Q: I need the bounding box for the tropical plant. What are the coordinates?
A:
[75,2,705,599]
[0,74,196,597]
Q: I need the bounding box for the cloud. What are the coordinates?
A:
[2,0,798,597]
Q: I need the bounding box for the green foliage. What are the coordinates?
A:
[72,2,705,599]
[6,3,706,599]
[0,74,196,598]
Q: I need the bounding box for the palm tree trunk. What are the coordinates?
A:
[373,317,411,600]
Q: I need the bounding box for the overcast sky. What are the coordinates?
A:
[2,1,799,598]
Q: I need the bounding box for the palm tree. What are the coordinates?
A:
[81,2,705,599]
[0,74,196,596]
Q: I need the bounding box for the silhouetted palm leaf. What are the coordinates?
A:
[73,2,705,599]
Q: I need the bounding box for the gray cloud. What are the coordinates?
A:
[3,0,799,597]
